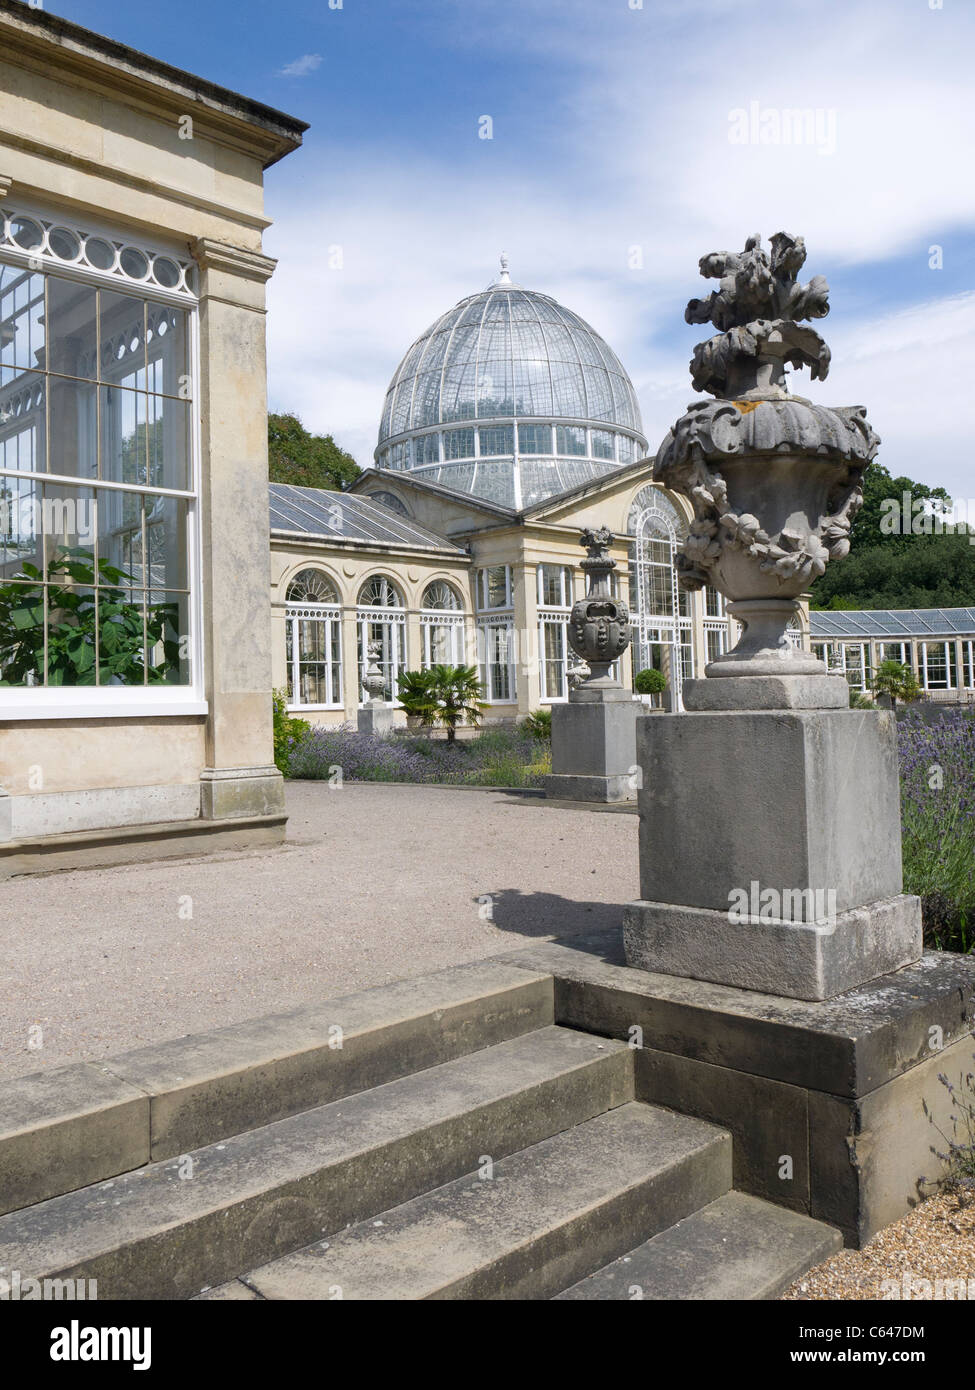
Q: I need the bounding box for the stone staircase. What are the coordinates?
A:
[0,960,840,1300]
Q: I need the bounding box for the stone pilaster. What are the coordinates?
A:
[192,236,285,820]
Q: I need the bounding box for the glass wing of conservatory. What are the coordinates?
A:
[809,608,975,639]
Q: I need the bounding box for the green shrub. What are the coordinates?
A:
[849,688,876,709]
[634,667,667,696]
[272,689,311,775]
[522,709,552,740]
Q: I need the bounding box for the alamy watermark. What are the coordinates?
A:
[728,880,837,926]
[728,101,837,156]
[880,491,975,545]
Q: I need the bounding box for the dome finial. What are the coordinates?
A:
[498,252,511,284]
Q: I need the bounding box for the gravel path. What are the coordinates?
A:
[0,782,636,1079]
[783,1192,975,1299]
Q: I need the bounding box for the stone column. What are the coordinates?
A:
[192,238,285,821]
[513,562,539,716]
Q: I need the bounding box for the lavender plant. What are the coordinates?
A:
[898,708,975,953]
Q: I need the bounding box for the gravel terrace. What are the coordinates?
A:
[0,781,636,1080]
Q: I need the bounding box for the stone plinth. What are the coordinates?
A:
[541,687,640,804]
[357,704,394,738]
[623,706,923,999]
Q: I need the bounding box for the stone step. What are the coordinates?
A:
[219,1103,732,1300]
[0,958,553,1215]
[0,1025,630,1300]
[555,1190,843,1300]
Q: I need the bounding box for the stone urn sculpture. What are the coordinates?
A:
[654,232,879,686]
[567,526,631,692]
[361,639,386,704]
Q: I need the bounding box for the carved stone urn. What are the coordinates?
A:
[362,639,386,703]
[654,232,879,678]
[567,526,631,690]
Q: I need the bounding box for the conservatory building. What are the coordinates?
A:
[270,265,738,723]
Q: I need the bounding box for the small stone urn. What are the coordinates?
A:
[654,232,878,698]
[567,526,631,695]
[361,639,385,704]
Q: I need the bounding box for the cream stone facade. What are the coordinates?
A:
[0,4,305,872]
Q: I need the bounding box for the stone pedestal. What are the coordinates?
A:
[357,703,394,737]
[623,705,923,1000]
[542,687,640,804]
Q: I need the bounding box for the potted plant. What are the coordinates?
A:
[424,664,488,743]
[396,668,436,729]
[633,667,668,706]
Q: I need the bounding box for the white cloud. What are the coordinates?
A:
[278,53,322,78]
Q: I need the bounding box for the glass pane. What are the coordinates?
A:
[46,276,98,380]
[0,265,45,372]
[146,392,190,491]
[41,479,97,581]
[0,472,40,574]
[146,303,189,398]
[48,376,97,479]
[147,589,189,685]
[0,371,45,473]
[555,425,586,456]
[144,495,188,592]
[518,423,552,455]
[100,384,147,485]
[0,577,45,684]
[486,565,508,608]
[99,290,146,386]
[49,584,99,686]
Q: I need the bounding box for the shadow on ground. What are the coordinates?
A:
[481,888,626,956]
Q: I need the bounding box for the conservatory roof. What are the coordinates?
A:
[268,484,466,555]
[809,608,975,639]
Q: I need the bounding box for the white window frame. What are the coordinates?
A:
[286,603,343,711]
[476,564,512,612]
[0,202,203,719]
[477,616,516,703]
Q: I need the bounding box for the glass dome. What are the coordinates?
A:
[375,260,647,509]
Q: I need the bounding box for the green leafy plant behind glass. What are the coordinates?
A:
[0,548,180,686]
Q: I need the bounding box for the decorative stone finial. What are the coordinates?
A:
[567,526,631,689]
[362,639,386,703]
[685,231,830,398]
[498,252,511,284]
[654,232,879,681]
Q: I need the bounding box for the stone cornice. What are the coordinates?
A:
[192,237,277,284]
[0,174,12,199]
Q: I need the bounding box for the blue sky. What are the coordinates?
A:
[55,0,975,495]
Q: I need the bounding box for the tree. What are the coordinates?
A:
[268,413,360,491]
[869,659,921,709]
[810,463,971,610]
[424,664,488,743]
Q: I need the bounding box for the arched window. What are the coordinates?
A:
[287,569,338,605]
[627,486,697,707]
[357,574,406,703]
[359,574,402,608]
[284,569,342,708]
[421,580,465,666]
[368,491,409,517]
